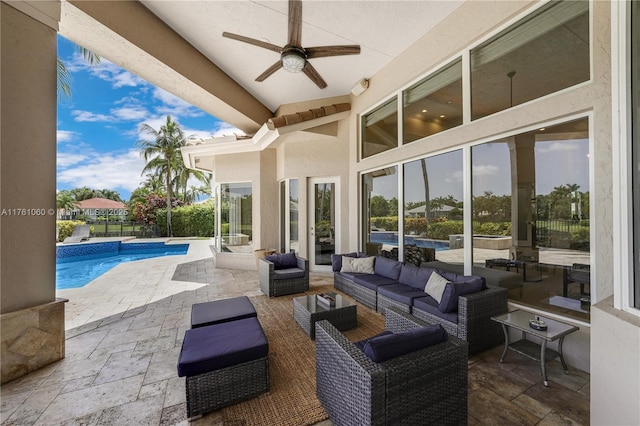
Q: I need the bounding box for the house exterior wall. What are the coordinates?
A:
[0,1,67,383]
[340,0,639,420]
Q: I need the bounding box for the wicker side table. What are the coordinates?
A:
[293,293,357,339]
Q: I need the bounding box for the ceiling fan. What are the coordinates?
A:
[222,0,361,89]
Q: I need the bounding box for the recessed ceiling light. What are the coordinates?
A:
[439,115,446,118]
[422,109,428,113]
[539,127,546,131]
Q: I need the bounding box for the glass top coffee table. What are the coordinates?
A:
[491,310,579,386]
[293,292,357,339]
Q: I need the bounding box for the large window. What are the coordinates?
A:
[280,179,299,254]
[218,183,252,253]
[362,98,398,158]
[403,59,463,144]
[632,0,640,309]
[403,151,463,262]
[362,167,398,256]
[471,118,590,322]
[470,1,589,120]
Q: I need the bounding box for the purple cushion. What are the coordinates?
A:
[377,284,426,305]
[374,256,403,280]
[330,252,358,272]
[191,296,256,328]
[352,274,398,291]
[438,277,486,313]
[265,252,298,270]
[362,324,448,362]
[273,268,305,280]
[354,330,393,351]
[399,263,435,289]
[177,317,268,377]
[412,296,459,324]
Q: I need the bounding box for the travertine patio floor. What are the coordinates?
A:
[1,239,590,425]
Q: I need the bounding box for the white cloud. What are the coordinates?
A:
[57,149,147,195]
[472,164,500,176]
[57,152,88,167]
[112,106,150,121]
[72,110,113,122]
[153,87,204,118]
[57,130,80,144]
[211,122,245,137]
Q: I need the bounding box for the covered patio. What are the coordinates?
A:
[1,240,589,425]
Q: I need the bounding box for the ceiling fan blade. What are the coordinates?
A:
[222,32,283,54]
[288,0,303,47]
[302,61,327,89]
[306,45,361,58]
[256,61,283,82]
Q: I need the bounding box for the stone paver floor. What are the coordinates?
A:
[1,239,590,425]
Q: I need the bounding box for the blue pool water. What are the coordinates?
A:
[370,232,450,251]
[56,241,189,290]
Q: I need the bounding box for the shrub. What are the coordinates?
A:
[404,217,428,235]
[56,220,92,242]
[372,216,398,231]
[156,202,215,237]
[427,221,464,240]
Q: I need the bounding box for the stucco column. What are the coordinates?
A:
[509,134,538,261]
[1,1,66,383]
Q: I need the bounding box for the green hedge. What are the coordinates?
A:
[56,220,92,242]
[156,203,215,237]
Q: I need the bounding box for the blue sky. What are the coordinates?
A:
[56,35,239,202]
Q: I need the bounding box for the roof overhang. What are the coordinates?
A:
[181,105,350,173]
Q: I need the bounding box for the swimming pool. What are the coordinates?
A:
[369,232,450,251]
[56,241,189,290]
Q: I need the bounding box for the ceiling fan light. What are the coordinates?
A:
[281,51,305,73]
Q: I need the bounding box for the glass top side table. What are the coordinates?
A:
[491,310,579,386]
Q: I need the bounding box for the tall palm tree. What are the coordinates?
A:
[137,115,186,236]
[174,164,211,204]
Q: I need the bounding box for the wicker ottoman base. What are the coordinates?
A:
[185,356,270,419]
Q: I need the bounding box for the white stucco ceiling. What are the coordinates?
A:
[140,1,464,112]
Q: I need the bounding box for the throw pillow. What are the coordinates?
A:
[438,278,486,313]
[424,272,448,303]
[362,324,448,362]
[264,252,298,270]
[341,256,375,274]
[331,252,357,272]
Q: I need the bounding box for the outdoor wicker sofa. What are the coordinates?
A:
[316,307,468,426]
[332,253,508,354]
[259,252,309,297]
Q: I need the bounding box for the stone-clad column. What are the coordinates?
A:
[1,1,66,384]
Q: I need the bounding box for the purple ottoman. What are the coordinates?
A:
[177,317,269,419]
[190,295,257,328]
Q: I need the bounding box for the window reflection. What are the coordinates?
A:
[218,183,252,253]
[403,151,463,265]
[403,59,463,143]
[362,98,398,158]
[469,118,590,322]
[362,167,398,256]
[470,1,589,120]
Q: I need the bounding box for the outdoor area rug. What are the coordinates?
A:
[219,283,385,426]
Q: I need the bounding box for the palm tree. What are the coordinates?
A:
[174,164,211,203]
[56,190,76,219]
[57,46,101,99]
[137,115,186,236]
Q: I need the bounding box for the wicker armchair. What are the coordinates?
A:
[316,308,468,426]
[259,254,309,297]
